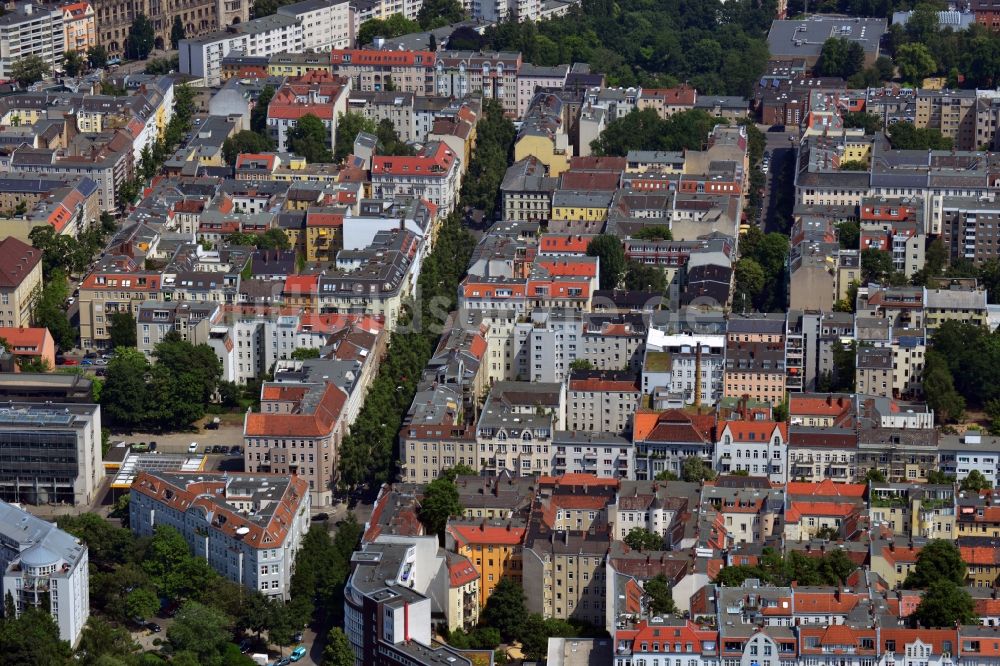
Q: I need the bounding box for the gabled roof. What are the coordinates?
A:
[0,238,41,288]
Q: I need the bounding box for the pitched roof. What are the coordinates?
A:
[447,523,526,546]
[0,237,41,288]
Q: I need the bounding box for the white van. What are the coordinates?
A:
[188,442,198,454]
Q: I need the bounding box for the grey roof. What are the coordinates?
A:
[0,500,87,573]
[768,16,888,58]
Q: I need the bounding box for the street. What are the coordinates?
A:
[760,126,799,234]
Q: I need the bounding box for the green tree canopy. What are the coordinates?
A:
[32,271,74,350]
[287,114,332,163]
[960,469,992,492]
[586,234,627,290]
[11,54,50,87]
[108,311,137,349]
[171,16,186,49]
[125,14,155,60]
[922,350,966,424]
[480,578,527,641]
[888,121,953,150]
[913,579,976,627]
[334,112,377,162]
[624,527,663,551]
[681,455,716,482]
[418,0,464,28]
[896,42,937,84]
[64,50,86,77]
[0,604,72,664]
[87,45,108,69]
[591,108,723,156]
[251,85,274,136]
[815,38,865,78]
[841,111,883,135]
[624,261,667,292]
[644,574,677,615]
[167,601,233,663]
[632,225,673,241]
[222,130,275,165]
[419,475,462,541]
[324,627,355,666]
[904,539,967,588]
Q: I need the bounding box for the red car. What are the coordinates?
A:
[62,359,79,366]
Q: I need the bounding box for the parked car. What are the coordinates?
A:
[272,658,291,666]
[292,632,303,643]
[149,442,157,452]
[63,359,78,366]
[81,359,93,366]
[145,622,161,633]
[204,445,212,454]
[95,358,108,366]
[311,513,329,522]
[239,639,252,654]
[188,442,198,454]
[205,421,220,430]
[290,646,307,662]
[229,445,241,455]
[83,352,97,360]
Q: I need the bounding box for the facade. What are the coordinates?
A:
[178,15,304,86]
[434,51,522,116]
[0,5,64,80]
[714,420,788,483]
[371,142,461,217]
[131,471,310,599]
[329,48,435,94]
[0,237,43,329]
[243,381,348,506]
[552,431,633,478]
[0,327,56,369]
[95,0,248,57]
[61,2,96,54]
[0,403,103,506]
[0,501,89,645]
[566,370,641,435]
[276,0,352,51]
[266,71,350,152]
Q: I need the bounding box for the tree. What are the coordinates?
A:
[861,248,894,285]
[655,469,679,481]
[64,51,86,77]
[287,113,332,163]
[448,25,485,50]
[839,159,868,171]
[290,348,321,360]
[923,350,965,423]
[681,455,716,482]
[632,225,673,241]
[926,470,956,485]
[480,578,526,641]
[888,122,953,150]
[222,130,274,165]
[11,54,49,87]
[864,468,887,483]
[714,564,769,587]
[323,627,355,666]
[87,45,108,69]
[815,38,865,78]
[357,14,420,46]
[334,112,377,163]
[170,16,186,49]
[586,235,627,290]
[32,273,75,350]
[77,616,140,665]
[841,111,883,135]
[419,475,462,541]
[836,221,861,250]
[624,261,667,292]
[0,605,73,664]
[896,43,937,84]
[429,33,437,51]
[167,601,232,663]
[960,469,992,492]
[100,348,151,430]
[418,0,464,29]
[591,108,721,156]
[904,539,966,589]
[108,311,137,349]
[913,579,976,627]
[124,587,159,621]
[125,14,155,60]
[375,118,414,156]
[733,258,766,311]
[814,525,840,541]
[251,85,274,136]
[644,574,677,615]
[624,527,663,552]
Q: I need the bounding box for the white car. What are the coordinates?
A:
[188,442,198,454]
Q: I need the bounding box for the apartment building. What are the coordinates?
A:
[642,330,726,407]
[371,142,461,217]
[346,90,416,141]
[467,0,541,23]
[178,15,304,86]
[940,197,1000,264]
[551,431,633,478]
[0,402,103,506]
[434,51,522,116]
[0,5,64,80]
[446,519,525,607]
[130,471,310,599]
[516,64,569,117]
[500,156,557,221]
[243,380,348,506]
[0,237,42,329]
[61,2,96,54]
[514,92,573,177]
[0,501,89,645]
[939,432,1000,487]
[276,0,352,51]
[566,370,641,435]
[475,381,564,477]
[0,327,56,369]
[95,0,247,57]
[329,48,435,94]
[714,419,788,483]
[632,409,716,481]
[915,89,978,150]
[266,71,350,152]
[399,384,477,483]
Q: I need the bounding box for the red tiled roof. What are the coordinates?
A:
[786,479,866,498]
[449,556,479,587]
[0,327,48,353]
[372,142,456,177]
[0,238,41,288]
[330,48,435,67]
[569,377,640,393]
[447,523,525,546]
[245,382,346,437]
[719,420,787,443]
